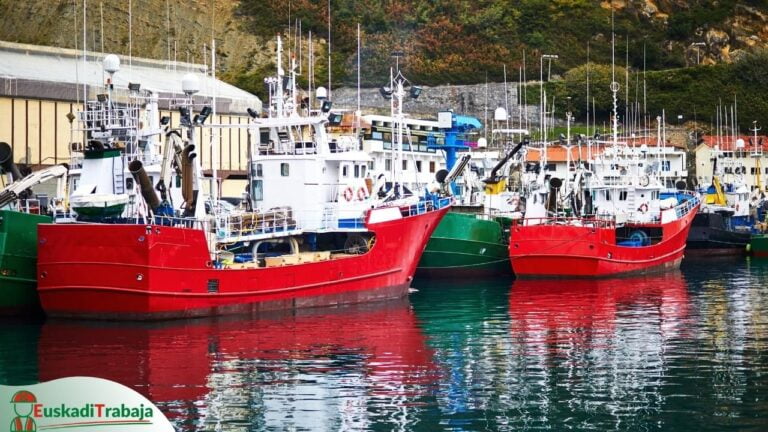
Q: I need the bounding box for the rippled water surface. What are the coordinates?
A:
[2,258,767,431]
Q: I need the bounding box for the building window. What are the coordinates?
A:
[416,161,422,172]
[281,163,289,176]
[430,161,436,173]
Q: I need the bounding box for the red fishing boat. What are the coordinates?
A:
[37,203,447,319]
[37,42,450,319]
[509,190,700,277]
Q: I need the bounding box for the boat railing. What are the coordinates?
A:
[397,196,452,218]
[76,104,140,133]
[513,216,616,229]
[673,191,701,219]
[214,208,303,242]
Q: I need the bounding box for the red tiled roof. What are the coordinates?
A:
[699,135,768,151]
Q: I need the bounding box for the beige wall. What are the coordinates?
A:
[0,97,250,175]
[695,145,768,191]
[0,97,81,167]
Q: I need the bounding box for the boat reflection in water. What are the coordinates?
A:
[411,273,692,429]
[38,299,437,431]
[507,272,691,429]
[509,272,691,351]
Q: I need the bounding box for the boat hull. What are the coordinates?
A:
[685,213,750,256]
[37,206,449,319]
[0,210,50,315]
[509,205,698,278]
[416,212,511,278]
[750,234,768,257]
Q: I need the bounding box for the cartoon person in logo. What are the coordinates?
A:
[9,390,36,432]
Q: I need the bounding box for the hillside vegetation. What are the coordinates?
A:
[0,1,766,125]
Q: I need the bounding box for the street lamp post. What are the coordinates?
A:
[539,54,558,141]
[692,42,706,65]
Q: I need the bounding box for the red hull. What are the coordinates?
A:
[37,207,448,319]
[509,205,699,278]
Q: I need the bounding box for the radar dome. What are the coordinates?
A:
[182,73,200,95]
[103,54,120,74]
[494,107,507,122]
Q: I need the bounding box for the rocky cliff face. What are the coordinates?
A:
[602,0,768,65]
[0,0,272,82]
[0,1,765,88]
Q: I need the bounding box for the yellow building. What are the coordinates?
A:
[0,41,261,198]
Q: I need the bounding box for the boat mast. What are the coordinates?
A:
[211,38,218,206]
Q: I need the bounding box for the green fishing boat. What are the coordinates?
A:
[749,234,768,257]
[0,209,50,314]
[414,114,526,278]
[417,211,512,277]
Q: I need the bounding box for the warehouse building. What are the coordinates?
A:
[0,40,261,196]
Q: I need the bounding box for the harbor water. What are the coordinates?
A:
[1,258,767,431]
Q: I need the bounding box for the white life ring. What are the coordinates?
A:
[638,203,648,213]
[342,187,354,202]
[507,196,520,209]
[357,187,368,201]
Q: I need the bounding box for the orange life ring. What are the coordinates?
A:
[357,187,368,201]
[638,203,648,213]
[342,187,354,202]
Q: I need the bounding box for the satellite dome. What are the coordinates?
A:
[182,73,200,95]
[103,54,120,74]
[315,86,328,100]
[494,107,507,122]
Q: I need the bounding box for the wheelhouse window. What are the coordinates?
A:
[342,165,349,178]
[416,161,423,172]
[430,161,436,173]
[251,180,263,201]
[256,164,263,177]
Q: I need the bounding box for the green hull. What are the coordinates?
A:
[0,210,50,314]
[416,212,512,277]
[72,203,126,218]
[750,234,768,257]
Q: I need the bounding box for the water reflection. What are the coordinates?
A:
[1,261,766,431]
[412,273,698,430]
[37,299,437,431]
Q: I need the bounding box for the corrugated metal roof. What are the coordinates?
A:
[0,41,260,113]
